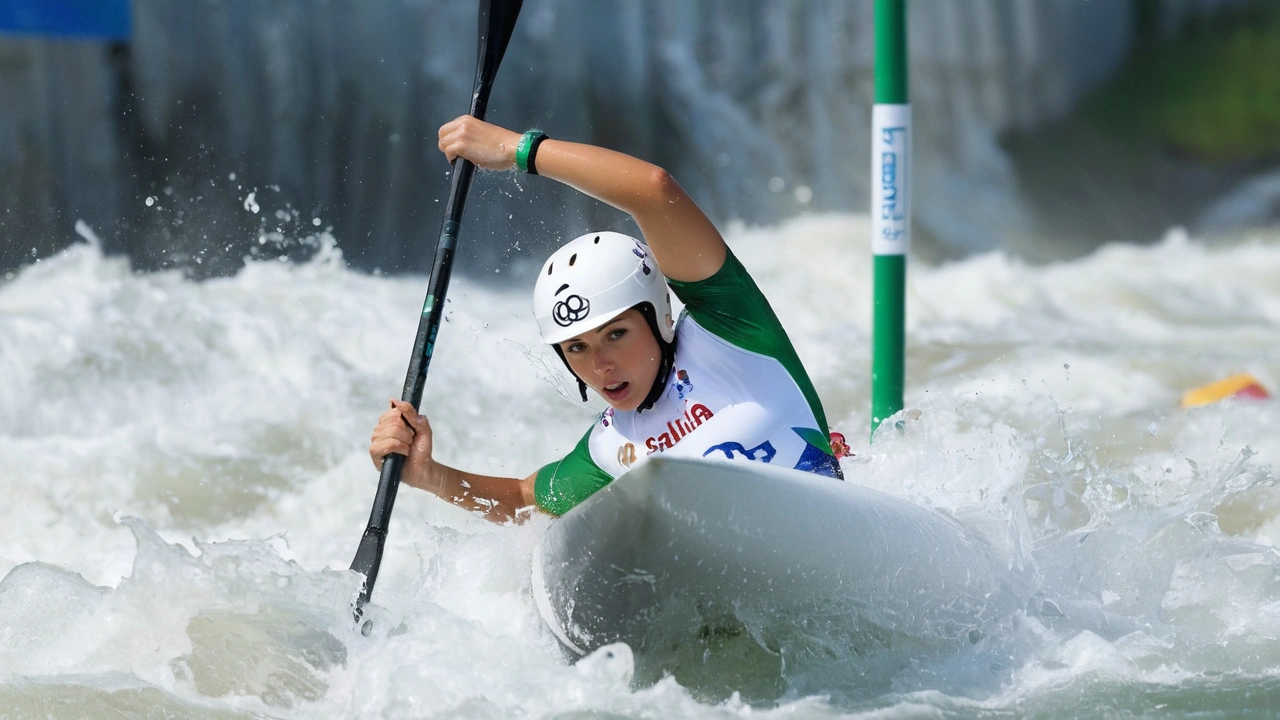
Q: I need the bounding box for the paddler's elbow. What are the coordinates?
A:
[641,166,686,207]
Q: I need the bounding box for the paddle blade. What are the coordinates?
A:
[350,453,404,618]
[350,527,385,613]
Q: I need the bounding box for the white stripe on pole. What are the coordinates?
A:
[871,104,911,256]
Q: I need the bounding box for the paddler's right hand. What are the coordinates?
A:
[369,399,436,491]
[438,116,523,170]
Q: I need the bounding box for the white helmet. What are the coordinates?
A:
[533,231,674,345]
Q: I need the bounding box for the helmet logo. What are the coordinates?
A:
[553,294,590,326]
[632,246,652,275]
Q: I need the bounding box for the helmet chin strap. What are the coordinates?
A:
[637,338,676,412]
[634,301,677,412]
[550,302,676,412]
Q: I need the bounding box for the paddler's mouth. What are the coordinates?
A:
[602,381,630,403]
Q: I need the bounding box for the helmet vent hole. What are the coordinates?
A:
[546,263,553,275]
[569,253,577,266]
[593,236,601,244]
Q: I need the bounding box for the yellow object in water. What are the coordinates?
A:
[1181,373,1271,408]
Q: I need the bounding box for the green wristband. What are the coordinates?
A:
[515,129,547,174]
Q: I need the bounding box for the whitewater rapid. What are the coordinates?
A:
[2,215,1278,718]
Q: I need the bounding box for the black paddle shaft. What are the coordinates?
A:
[351,0,522,620]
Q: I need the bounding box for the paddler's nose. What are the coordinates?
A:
[590,345,616,378]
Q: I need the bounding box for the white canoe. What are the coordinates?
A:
[531,456,1023,699]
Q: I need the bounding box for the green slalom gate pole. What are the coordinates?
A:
[871,0,909,438]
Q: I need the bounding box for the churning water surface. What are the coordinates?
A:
[2,215,1279,718]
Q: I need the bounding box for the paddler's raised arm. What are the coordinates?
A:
[437,116,727,283]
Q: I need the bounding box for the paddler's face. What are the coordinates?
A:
[558,308,661,412]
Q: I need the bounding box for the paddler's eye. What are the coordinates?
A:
[608,328,627,341]
[564,341,585,354]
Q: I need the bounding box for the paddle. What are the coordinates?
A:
[350,0,523,628]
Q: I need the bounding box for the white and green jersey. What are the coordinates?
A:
[534,250,839,516]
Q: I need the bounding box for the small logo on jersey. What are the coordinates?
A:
[617,443,637,468]
[553,294,590,326]
[673,369,693,400]
[703,440,777,464]
[601,407,614,428]
[645,403,714,454]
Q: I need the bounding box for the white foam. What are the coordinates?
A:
[2,217,1279,715]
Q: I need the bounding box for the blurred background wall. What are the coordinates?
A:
[1,0,1276,279]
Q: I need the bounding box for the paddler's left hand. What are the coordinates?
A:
[438,116,523,171]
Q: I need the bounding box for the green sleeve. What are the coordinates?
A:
[667,249,788,357]
[667,250,831,438]
[534,425,613,516]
